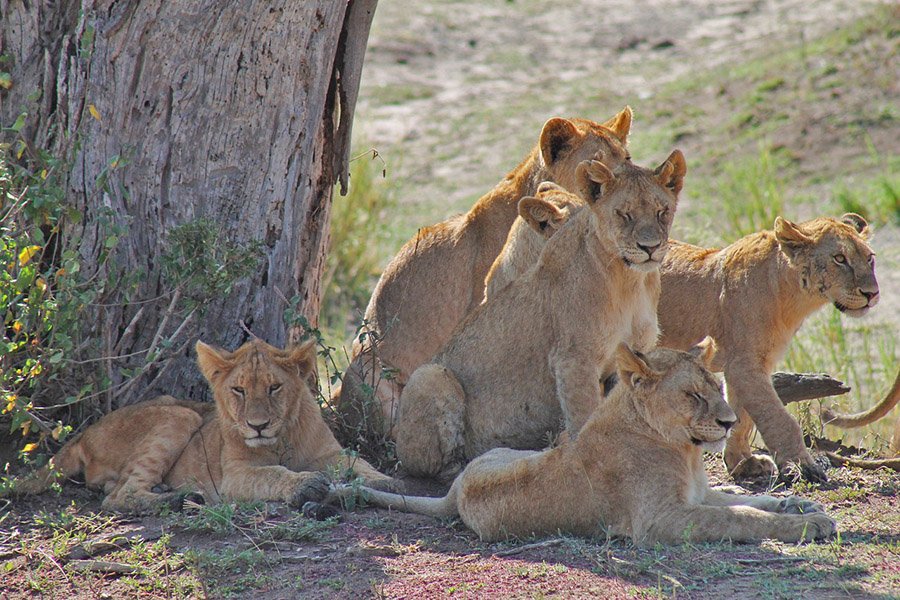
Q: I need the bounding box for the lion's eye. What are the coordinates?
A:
[656,208,668,221]
[867,254,875,266]
[833,254,847,265]
[231,386,245,397]
[268,384,282,395]
[689,392,704,407]
[615,209,633,224]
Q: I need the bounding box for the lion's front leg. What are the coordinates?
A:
[723,364,826,483]
[643,504,836,545]
[220,465,329,506]
[552,354,603,435]
[702,488,825,515]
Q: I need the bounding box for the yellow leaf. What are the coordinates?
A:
[22,442,38,453]
[56,268,67,277]
[22,422,32,436]
[36,277,48,293]
[41,169,48,180]
[88,104,101,121]
[11,321,22,333]
[52,424,63,440]
[18,245,41,266]
[3,394,16,414]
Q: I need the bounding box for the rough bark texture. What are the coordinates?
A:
[772,372,850,405]
[1,0,377,407]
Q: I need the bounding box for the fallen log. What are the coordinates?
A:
[772,372,850,405]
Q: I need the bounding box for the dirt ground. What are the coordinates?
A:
[2,1,898,598]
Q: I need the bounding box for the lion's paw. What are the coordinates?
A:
[777,496,825,515]
[289,472,330,508]
[778,454,829,485]
[799,512,837,541]
[729,454,778,481]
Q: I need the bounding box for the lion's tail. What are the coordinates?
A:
[5,436,86,496]
[821,369,900,428]
[333,479,460,519]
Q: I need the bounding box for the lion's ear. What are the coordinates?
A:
[616,343,658,389]
[536,181,565,194]
[539,117,579,166]
[575,159,615,204]
[601,106,632,144]
[281,338,318,380]
[519,195,568,238]
[196,340,233,384]
[840,213,870,238]
[774,216,812,251]
[654,150,686,196]
[688,336,717,370]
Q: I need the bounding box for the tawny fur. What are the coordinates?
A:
[342,344,836,546]
[657,214,879,482]
[333,108,634,439]
[7,340,398,513]
[482,182,585,301]
[394,151,686,478]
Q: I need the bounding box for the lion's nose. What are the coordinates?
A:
[247,420,270,434]
[637,242,661,256]
[716,418,735,432]
[860,289,879,304]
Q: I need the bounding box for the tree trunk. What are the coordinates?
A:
[0,0,378,407]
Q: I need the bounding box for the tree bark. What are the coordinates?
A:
[1,0,377,407]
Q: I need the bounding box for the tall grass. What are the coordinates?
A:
[320,150,397,368]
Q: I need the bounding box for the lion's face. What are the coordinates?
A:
[538,109,633,194]
[617,341,736,452]
[195,339,317,448]
[775,214,879,317]
[576,150,686,272]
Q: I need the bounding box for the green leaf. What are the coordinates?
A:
[10,112,27,132]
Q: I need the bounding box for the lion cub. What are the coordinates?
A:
[395,150,685,478]
[482,181,585,301]
[341,343,836,545]
[334,109,634,438]
[8,339,398,513]
[658,214,879,482]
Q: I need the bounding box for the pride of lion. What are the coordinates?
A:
[10,107,896,547]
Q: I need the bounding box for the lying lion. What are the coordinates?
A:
[339,343,836,545]
[395,150,685,478]
[334,108,634,439]
[7,339,398,513]
[658,214,879,482]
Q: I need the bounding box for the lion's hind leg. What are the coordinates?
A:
[395,364,466,479]
[100,407,203,513]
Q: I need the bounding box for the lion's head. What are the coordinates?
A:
[196,339,317,448]
[774,213,879,317]
[575,149,686,271]
[616,339,736,452]
[537,107,633,192]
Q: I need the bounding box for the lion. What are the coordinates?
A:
[337,343,836,546]
[7,339,399,513]
[333,108,634,439]
[657,214,879,482]
[395,150,686,479]
[482,181,585,301]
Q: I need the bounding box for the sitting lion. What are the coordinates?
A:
[482,181,585,301]
[657,214,879,482]
[395,150,686,478]
[333,108,634,439]
[339,343,836,545]
[8,339,398,513]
